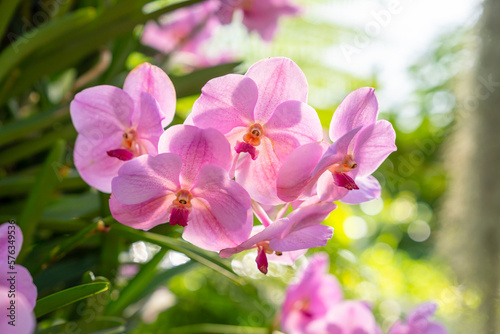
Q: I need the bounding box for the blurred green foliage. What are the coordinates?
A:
[0,0,475,333]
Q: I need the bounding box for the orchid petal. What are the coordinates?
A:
[188,74,258,132]
[184,164,252,251]
[316,171,348,202]
[246,57,308,123]
[235,136,282,204]
[325,301,380,334]
[267,249,306,266]
[135,92,164,154]
[276,142,326,202]
[158,125,232,187]
[0,286,35,334]
[329,87,378,142]
[74,134,125,193]
[111,153,181,205]
[407,303,438,324]
[352,120,397,177]
[286,197,337,228]
[425,323,448,334]
[0,265,37,309]
[110,193,175,231]
[70,85,135,136]
[340,175,381,204]
[270,224,333,252]
[123,62,176,127]
[312,126,362,177]
[219,218,291,258]
[265,100,323,160]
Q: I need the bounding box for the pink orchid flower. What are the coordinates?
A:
[388,303,447,334]
[281,253,381,334]
[0,223,37,334]
[320,301,382,334]
[277,87,396,204]
[281,253,343,334]
[219,197,335,274]
[70,62,176,193]
[186,57,323,205]
[110,125,253,252]
[217,0,300,41]
[142,1,220,55]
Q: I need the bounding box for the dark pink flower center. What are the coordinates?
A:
[169,190,192,227]
[294,298,313,318]
[235,123,264,160]
[107,149,134,161]
[107,128,144,161]
[235,142,258,160]
[328,155,359,191]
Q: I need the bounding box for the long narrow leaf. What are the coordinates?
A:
[0,8,96,84]
[17,140,66,263]
[0,106,70,147]
[0,0,23,40]
[34,282,110,318]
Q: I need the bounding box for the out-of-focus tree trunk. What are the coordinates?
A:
[439,0,500,333]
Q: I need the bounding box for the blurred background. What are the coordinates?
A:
[1,0,497,333]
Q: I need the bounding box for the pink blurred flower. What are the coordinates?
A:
[0,223,37,334]
[388,303,447,334]
[281,253,342,333]
[218,0,300,41]
[110,125,253,252]
[187,57,323,204]
[70,62,175,193]
[281,253,381,334]
[277,87,396,204]
[142,1,220,55]
[220,198,335,274]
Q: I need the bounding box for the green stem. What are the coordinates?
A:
[106,218,245,285]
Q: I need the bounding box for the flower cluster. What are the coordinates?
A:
[281,253,447,334]
[70,57,396,274]
[142,0,300,68]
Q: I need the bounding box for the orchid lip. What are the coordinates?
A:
[169,189,193,227]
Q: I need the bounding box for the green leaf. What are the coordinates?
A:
[168,324,269,334]
[106,248,168,316]
[172,62,242,98]
[0,106,70,147]
[36,316,125,334]
[0,0,207,105]
[34,282,110,318]
[0,170,86,198]
[17,140,66,263]
[30,220,101,273]
[0,8,97,84]
[0,0,23,40]
[107,219,245,285]
[0,124,75,168]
